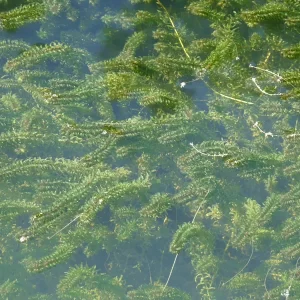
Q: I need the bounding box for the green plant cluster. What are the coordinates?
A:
[0,0,300,299]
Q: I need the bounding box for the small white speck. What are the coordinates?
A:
[20,236,28,243]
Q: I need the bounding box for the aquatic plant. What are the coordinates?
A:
[0,0,299,299]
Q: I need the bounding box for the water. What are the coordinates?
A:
[0,0,299,299]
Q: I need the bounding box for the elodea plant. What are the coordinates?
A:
[0,0,299,299]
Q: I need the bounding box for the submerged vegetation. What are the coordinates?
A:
[0,0,300,299]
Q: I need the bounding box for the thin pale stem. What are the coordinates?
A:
[162,190,210,292]
[222,238,254,287]
[48,214,81,240]
[156,0,190,59]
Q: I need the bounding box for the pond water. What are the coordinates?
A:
[0,1,299,299]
